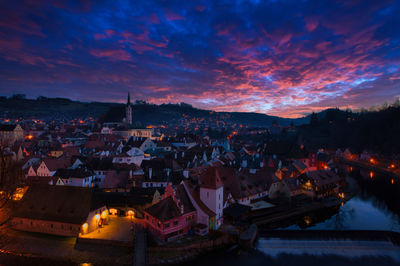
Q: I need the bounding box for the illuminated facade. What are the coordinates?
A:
[12,186,108,237]
[0,124,24,144]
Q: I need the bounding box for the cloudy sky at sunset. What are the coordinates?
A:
[1,0,399,117]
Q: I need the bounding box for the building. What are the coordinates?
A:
[299,170,341,199]
[12,185,108,237]
[125,137,156,152]
[53,168,96,187]
[199,167,224,229]
[0,124,24,144]
[114,127,154,140]
[35,158,70,177]
[111,93,154,139]
[126,92,133,125]
[144,184,196,241]
[112,147,144,166]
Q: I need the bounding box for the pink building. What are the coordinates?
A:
[144,184,196,241]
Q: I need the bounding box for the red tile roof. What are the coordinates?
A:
[199,166,223,189]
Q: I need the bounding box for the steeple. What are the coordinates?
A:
[126,92,132,124]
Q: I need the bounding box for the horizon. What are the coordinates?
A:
[1,1,400,118]
[2,93,398,120]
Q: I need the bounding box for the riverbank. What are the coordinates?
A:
[147,232,234,265]
[0,228,133,265]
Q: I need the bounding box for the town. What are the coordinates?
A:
[1,0,400,265]
[1,94,399,265]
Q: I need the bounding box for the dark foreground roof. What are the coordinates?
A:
[14,185,103,225]
[145,197,181,222]
[224,203,252,218]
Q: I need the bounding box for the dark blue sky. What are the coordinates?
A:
[0,0,399,117]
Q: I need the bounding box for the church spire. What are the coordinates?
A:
[126,92,133,124]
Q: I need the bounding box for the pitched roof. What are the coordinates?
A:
[175,184,196,214]
[13,185,102,224]
[293,160,307,172]
[43,158,69,171]
[200,166,223,189]
[54,168,93,178]
[101,170,129,189]
[0,124,18,131]
[305,170,341,187]
[182,180,215,217]
[145,197,181,222]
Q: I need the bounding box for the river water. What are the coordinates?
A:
[187,169,400,266]
[282,172,400,232]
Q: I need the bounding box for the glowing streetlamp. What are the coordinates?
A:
[82,222,88,235]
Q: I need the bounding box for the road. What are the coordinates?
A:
[133,223,147,266]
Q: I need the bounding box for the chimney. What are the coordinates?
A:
[149,168,152,179]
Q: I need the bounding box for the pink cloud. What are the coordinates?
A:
[195,5,206,12]
[89,49,131,61]
[149,13,160,24]
[164,10,185,21]
[305,17,319,32]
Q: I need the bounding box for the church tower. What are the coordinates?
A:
[126,92,132,124]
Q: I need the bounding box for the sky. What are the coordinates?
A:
[0,0,400,118]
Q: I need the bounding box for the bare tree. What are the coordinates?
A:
[0,139,25,226]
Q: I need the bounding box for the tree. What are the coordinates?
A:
[310,112,319,127]
[9,94,26,100]
[0,139,25,227]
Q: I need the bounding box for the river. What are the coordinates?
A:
[281,171,400,232]
[187,169,400,266]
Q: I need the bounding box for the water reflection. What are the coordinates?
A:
[281,171,400,232]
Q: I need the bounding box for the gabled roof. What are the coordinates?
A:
[43,158,69,171]
[14,185,102,224]
[145,197,181,222]
[199,166,223,189]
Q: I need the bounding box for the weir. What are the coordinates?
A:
[257,230,400,262]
